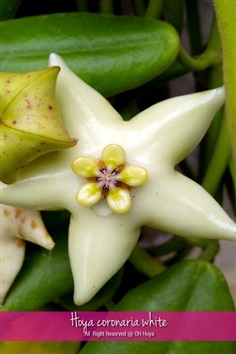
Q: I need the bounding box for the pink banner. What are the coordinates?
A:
[1,312,235,341]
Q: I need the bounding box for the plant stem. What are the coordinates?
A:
[202,109,231,195]
[214,0,236,169]
[177,17,221,71]
[162,0,183,34]
[186,238,219,263]
[198,241,220,262]
[132,0,146,16]
[129,246,166,277]
[185,0,202,55]
[198,64,223,176]
[145,0,162,19]
[228,159,236,215]
[229,158,236,196]
[100,0,114,14]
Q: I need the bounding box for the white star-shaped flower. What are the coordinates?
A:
[1,54,235,305]
[0,204,54,304]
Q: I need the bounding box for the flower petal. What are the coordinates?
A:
[49,54,123,152]
[0,205,54,303]
[141,172,236,241]
[107,188,131,214]
[1,205,55,249]
[0,153,76,210]
[71,156,98,178]
[68,212,140,305]
[120,165,148,186]
[76,183,102,206]
[0,234,25,304]
[129,87,225,165]
[101,144,126,168]
[1,55,235,309]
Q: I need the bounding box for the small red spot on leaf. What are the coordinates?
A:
[25,97,32,109]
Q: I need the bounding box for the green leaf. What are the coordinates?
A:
[0,13,179,97]
[80,260,235,354]
[0,341,81,354]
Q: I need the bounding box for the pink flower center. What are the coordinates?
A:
[88,161,126,197]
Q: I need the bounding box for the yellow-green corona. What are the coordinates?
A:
[72,144,148,214]
[1,54,236,306]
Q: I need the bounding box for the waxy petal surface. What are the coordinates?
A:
[0,204,54,303]
[1,54,235,305]
[68,212,140,305]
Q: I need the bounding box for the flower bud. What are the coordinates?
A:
[0,66,76,184]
